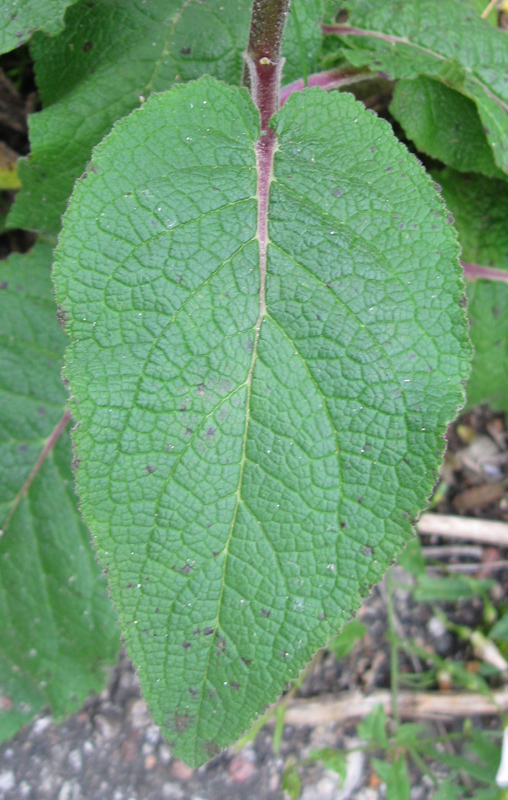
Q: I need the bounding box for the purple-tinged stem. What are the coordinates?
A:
[244,0,290,130]
[462,262,508,284]
[280,67,373,105]
[243,0,290,329]
[0,409,72,535]
[322,23,409,45]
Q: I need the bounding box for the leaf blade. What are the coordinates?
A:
[54,78,470,764]
[0,243,119,743]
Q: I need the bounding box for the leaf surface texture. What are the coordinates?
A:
[0,0,78,54]
[0,242,119,743]
[8,0,323,235]
[54,78,470,764]
[329,0,508,176]
[436,169,508,411]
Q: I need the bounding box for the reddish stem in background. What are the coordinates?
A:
[280,68,373,105]
[462,262,508,284]
[0,408,72,535]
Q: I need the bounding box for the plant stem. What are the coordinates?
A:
[280,68,375,105]
[385,569,401,725]
[243,0,291,129]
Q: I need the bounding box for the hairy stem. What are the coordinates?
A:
[280,67,375,105]
[243,0,291,129]
[462,261,508,284]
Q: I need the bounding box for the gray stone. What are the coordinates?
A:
[0,771,15,792]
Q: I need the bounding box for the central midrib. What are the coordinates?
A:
[193,125,277,757]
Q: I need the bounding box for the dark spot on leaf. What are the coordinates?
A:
[203,627,214,636]
[18,444,28,452]
[261,609,270,618]
[189,687,198,696]
[181,46,191,55]
[400,173,407,178]
[197,383,206,396]
[0,282,7,290]
[184,428,192,436]
[363,546,373,556]
[370,146,377,153]
[332,187,343,197]
[408,353,415,361]
[217,636,226,651]
[181,564,191,574]
[206,427,216,437]
[246,339,253,352]
[164,444,172,451]
[182,641,191,649]
[82,41,93,52]
[340,521,347,529]
[357,496,363,504]
[80,170,88,180]
[179,404,187,412]
[493,306,500,317]
[447,213,454,225]
[126,583,133,589]
[37,407,46,415]
[206,741,221,758]
[318,612,326,621]
[193,628,200,636]
[155,607,160,613]
[91,164,98,173]
[231,681,240,690]
[281,651,289,658]
[241,657,251,666]
[145,464,156,474]
[386,166,393,172]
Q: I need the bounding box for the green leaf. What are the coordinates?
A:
[0,242,119,743]
[327,618,366,660]
[372,755,411,800]
[282,763,301,799]
[283,0,324,84]
[433,168,508,411]
[397,536,425,576]
[329,0,508,176]
[358,704,388,748]
[8,0,323,236]
[490,613,508,642]
[0,0,78,55]
[308,747,347,781]
[391,77,505,179]
[413,575,494,603]
[53,77,470,764]
[434,779,465,800]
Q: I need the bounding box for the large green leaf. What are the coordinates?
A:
[0,0,78,55]
[391,77,505,179]
[435,169,508,411]
[0,242,119,743]
[8,0,323,236]
[53,77,470,765]
[326,0,508,176]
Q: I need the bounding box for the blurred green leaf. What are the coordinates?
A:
[413,575,494,603]
[282,763,301,800]
[358,704,388,748]
[308,748,347,781]
[372,755,411,800]
[398,538,425,577]
[327,619,367,661]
